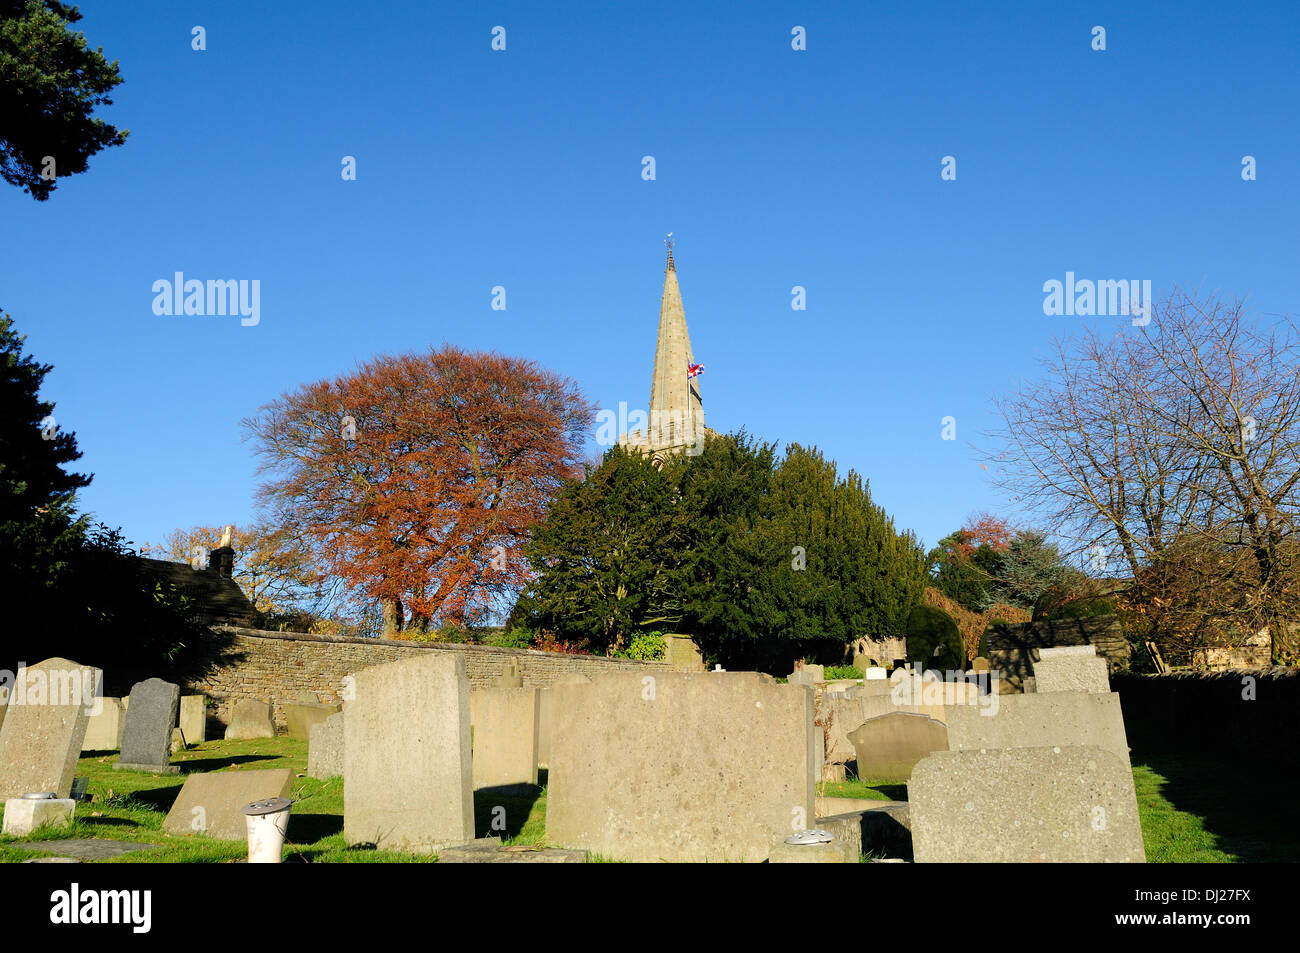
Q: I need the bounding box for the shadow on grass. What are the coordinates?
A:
[473,785,543,839]
[288,812,344,843]
[178,754,281,773]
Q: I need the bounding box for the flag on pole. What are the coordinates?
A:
[687,362,705,379]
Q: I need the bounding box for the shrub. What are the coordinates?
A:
[1032,585,1116,622]
[824,664,863,680]
[532,630,591,655]
[905,604,965,669]
[488,626,534,650]
[625,631,667,661]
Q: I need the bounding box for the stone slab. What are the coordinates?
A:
[817,802,913,859]
[435,837,587,863]
[3,797,75,836]
[0,658,101,800]
[283,701,341,740]
[908,745,1145,862]
[470,687,540,789]
[344,654,474,852]
[162,768,295,840]
[179,695,207,744]
[113,762,181,775]
[119,677,179,768]
[225,698,275,739]
[945,691,1133,769]
[1033,654,1111,693]
[16,838,158,860]
[1039,645,1097,658]
[307,711,344,780]
[768,841,849,863]
[82,697,125,751]
[847,711,948,782]
[548,671,817,863]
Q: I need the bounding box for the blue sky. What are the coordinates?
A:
[4,0,1298,558]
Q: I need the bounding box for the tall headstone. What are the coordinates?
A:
[470,687,540,789]
[494,659,524,689]
[344,654,474,852]
[0,657,101,800]
[179,695,207,744]
[116,678,180,773]
[548,672,817,862]
[82,697,126,751]
[283,700,341,739]
[909,745,1145,862]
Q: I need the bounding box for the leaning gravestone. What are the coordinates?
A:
[179,695,207,744]
[344,654,474,852]
[162,768,295,840]
[82,697,126,751]
[224,698,275,739]
[116,678,180,774]
[470,687,540,789]
[847,711,948,782]
[548,671,817,863]
[908,745,1145,862]
[308,711,345,780]
[0,658,101,800]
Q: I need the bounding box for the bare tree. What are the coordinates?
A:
[985,288,1300,660]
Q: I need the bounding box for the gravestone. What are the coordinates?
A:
[0,657,101,800]
[494,659,523,689]
[908,745,1145,862]
[225,698,275,739]
[789,663,825,686]
[344,654,474,852]
[82,697,125,751]
[283,701,341,740]
[548,672,817,862]
[1033,646,1110,693]
[537,674,591,769]
[819,671,980,764]
[971,657,991,673]
[179,695,207,744]
[308,711,344,780]
[116,678,180,773]
[946,692,1133,769]
[847,712,948,782]
[471,687,540,790]
[162,768,295,840]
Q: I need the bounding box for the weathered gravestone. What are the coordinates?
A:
[344,654,474,852]
[819,671,979,764]
[82,697,125,751]
[283,700,342,740]
[494,659,524,689]
[908,745,1145,862]
[179,695,207,744]
[471,687,540,790]
[789,663,825,687]
[847,711,948,782]
[1033,645,1111,693]
[0,658,101,800]
[116,678,180,773]
[945,691,1133,769]
[537,674,591,769]
[548,672,818,863]
[308,711,344,780]
[162,768,295,839]
[224,698,275,739]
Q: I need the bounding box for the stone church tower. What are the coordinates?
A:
[620,240,714,463]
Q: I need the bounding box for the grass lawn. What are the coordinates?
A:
[0,738,549,863]
[3,739,1289,862]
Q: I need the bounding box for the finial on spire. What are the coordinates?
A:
[665,232,674,270]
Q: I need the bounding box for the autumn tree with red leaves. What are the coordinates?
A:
[242,346,593,637]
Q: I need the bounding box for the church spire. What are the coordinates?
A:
[647,235,704,450]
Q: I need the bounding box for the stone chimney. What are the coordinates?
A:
[210,545,235,579]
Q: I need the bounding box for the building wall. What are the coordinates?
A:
[190,626,668,728]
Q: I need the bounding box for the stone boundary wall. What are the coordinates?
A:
[190,626,668,729]
[1112,667,1299,751]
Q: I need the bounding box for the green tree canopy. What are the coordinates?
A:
[0,0,127,200]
